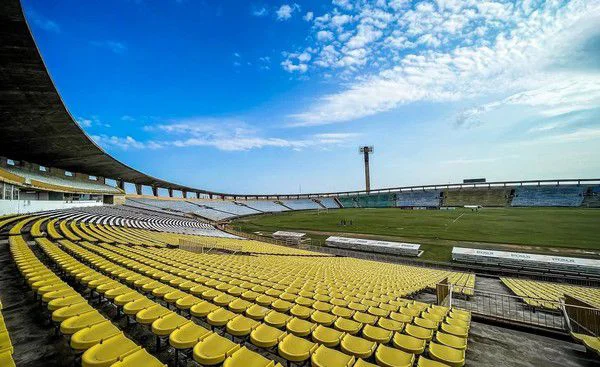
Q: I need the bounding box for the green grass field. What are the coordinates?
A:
[231,207,600,262]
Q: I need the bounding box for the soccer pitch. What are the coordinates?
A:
[231,207,600,262]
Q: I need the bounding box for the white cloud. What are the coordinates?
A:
[90,40,127,54]
[303,11,314,21]
[99,118,359,151]
[76,117,92,128]
[27,10,60,33]
[276,3,300,21]
[252,7,268,17]
[92,135,162,150]
[317,30,334,42]
[287,0,600,126]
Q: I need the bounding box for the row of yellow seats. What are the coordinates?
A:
[501,278,600,310]
[0,300,15,367]
[39,237,283,367]
[570,332,600,358]
[138,245,461,309]
[66,240,470,367]
[9,235,164,367]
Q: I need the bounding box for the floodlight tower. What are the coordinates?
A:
[359,146,374,192]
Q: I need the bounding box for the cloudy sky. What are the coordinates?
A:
[23,0,600,195]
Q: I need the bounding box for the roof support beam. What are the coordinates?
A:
[151,186,158,197]
[135,184,142,195]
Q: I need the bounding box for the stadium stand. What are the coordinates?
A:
[0,300,15,367]
[338,194,396,208]
[317,197,341,209]
[193,200,261,216]
[240,200,290,212]
[280,199,322,210]
[396,191,441,208]
[442,188,510,207]
[500,278,600,310]
[582,186,600,208]
[2,212,475,367]
[0,165,120,194]
[511,185,585,207]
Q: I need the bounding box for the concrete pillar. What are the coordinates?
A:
[135,184,142,195]
[168,188,173,197]
[117,180,125,191]
[152,186,158,197]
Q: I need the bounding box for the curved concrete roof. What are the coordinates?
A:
[0,0,210,194]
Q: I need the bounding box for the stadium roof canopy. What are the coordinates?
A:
[0,0,211,194]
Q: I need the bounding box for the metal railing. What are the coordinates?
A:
[438,283,600,333]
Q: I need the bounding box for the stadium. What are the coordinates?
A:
[1,1,600,367]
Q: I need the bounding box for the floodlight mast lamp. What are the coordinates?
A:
[359,146,374,192]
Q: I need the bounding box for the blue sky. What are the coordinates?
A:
[23,0,600,195]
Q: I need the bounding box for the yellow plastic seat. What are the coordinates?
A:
[435,332,467,350]
[109,349,165,367]
[290,304,313,319]
[362,324,392,343]
[229,298,253,313]
[389,312,413,324]
[250,324,287,348]
[135,305,171,325]
[123,298,155,315]
[405,323,434,341]
[368,306,390,318]
[52,302,95,322]
[375,344,415,367]
[428,342,465,367]
[440,323,468,338]
[176,295,202,310]
[190,301,219,318]
[104,286,134,300]
[445,317,469,330]
[378,318,404,332]
[334,317,363,335]
[582,335,600,354]
[151,313,190,336]
[416,356,451,367]
[348,302,368,312]
[255,294,276,306]
[312,325,345,347]
[353,312,378,325]
[0,331,12,354]
[163,290,188,304]
[311,311,337,326]
[169,322,212,349]
[42,288,79,302]
[213,294,237,307]
[399,307,421,317]
[393,332,426,354]
[313,301,334,313]
[311,344,355,367]
[332,306,355,318]
[414,317,439,330]
[60,310,107,335]
[81,334,141,367]
[226,315,260,337]
[37,283,71,296]
[207,307,237,327]
[193,333,240,365]
[278,334,317,363]
[0,350,15,367]
[340,334,377,359]
[223,347,275,367]
[245,305,271,320]
[271,299,294,313]
[70,321,121,351]
[352,358,379,367]
[114,292,144,307]
[264,311,292,329]
[422,312,444,324]
[152,285,177,299]
[286,317,317,337]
